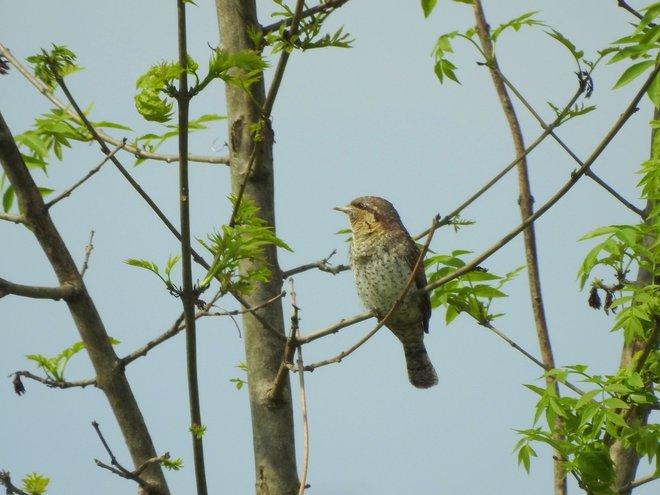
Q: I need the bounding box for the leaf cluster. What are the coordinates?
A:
[26,44,80,90]
[25,338,119,382]
[431,11,544,84]
[21,473,50,495]
[515,364,660,493]
[125,255,181,294]
[258,0,353,53]
[608,3,660,96]
[1,105,130,212]
[578,214,659,344]
[134,50,267,123]
[199,195,292,293]
[426,249,524,324]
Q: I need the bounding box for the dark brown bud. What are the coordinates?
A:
[588,286,601,310]
[12,374,25,396]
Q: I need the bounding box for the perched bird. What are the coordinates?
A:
[335,196,438,389]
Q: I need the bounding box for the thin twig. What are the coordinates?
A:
[11,370,96,389]
[261,0,350,36]
[79,230,95,278]
[423,64,660,294]
[617,0,645,21]
[266,281,299,405]
[92,421,164,489]
[297,310,373,345]
[202,290,285,316]
[496,70,645,217]
[46,141,124,208]
[625,473,660,490]
[415,84,586,240]
[289,280,310,495]
[281,249,349,278]
[0,471,30,495]
[480,323,587,397]
[263,0,307,118]
[0,43,229,165]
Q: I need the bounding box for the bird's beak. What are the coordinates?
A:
[333,205,352,214]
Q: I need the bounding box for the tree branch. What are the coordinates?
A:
[0,212,25,223]
[415,83,586,240]
[46,141,124,209]
[0,471,30,495]
[281,249,349,279]
[0,277,76,300]
[423,64,660,293]
[261,0,350,36]
[11,370,96,390]
[495,69,645,217]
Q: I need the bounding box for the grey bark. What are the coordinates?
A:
[215,2,300,494]
[0,112,170,495]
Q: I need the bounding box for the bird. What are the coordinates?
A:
[335,196,438,389]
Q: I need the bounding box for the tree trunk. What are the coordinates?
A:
[214,2,300,494]
[609,106,660,494]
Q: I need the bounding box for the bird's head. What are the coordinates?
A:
[334,196,404,237]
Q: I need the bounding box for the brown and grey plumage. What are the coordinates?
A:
[335,196,438,389]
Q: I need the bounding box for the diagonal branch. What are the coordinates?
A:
[495,69,645,217]
[261,0,350,36]
[46,141,124,209]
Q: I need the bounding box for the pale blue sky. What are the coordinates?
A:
[1,1,656,494]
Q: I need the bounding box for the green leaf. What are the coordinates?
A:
[2,185,15,212]
[546,29,584,62]
[613,60,656,89]
[134,89,174,123]
[421,0,437,17]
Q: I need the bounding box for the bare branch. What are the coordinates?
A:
[79,230,95,278]
[201,290,285,316]
[0,277,76,300]
[12,370,96,390]
[0,43,229,165]
[120,314,186,367]
[266,280,299,405]
[0,471,30,495]
[0,212,25,224]
[289,281,310,495]
[617,0,645,21]
[92,421,165,490]
[281,249,349,279]
[415,84,585,240]
[297,310,373,344]
[495,69,645,217]
[480,323,587,397]
[423,64,660,295]
[46,142,124,209]
[263,0,307,118]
